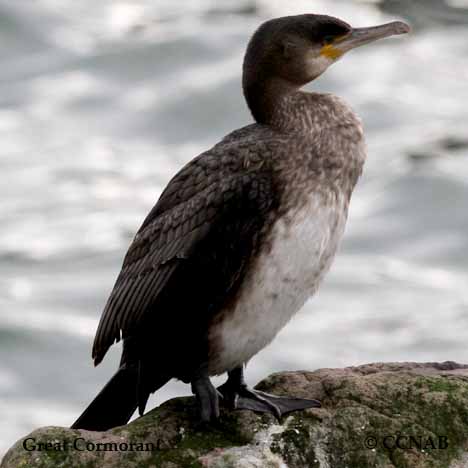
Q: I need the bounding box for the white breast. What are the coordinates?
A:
[208,192,348,375]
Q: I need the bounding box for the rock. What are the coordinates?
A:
[3,362,468,468]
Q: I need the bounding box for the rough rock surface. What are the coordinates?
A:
[3,362,468,468]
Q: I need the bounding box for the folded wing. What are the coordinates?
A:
[92,166,276,366]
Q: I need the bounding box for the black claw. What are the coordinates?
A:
[237,386,282,420]
[235,387,320,420]
[217,366,321,420]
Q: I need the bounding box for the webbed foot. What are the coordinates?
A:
[217,367,321,421]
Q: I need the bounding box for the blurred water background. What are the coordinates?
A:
[1,0,468,456]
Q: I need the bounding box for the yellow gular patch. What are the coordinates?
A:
[320,44,344,60]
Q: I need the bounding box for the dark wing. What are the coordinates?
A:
[138,125,274,224]
[92,165,276,365]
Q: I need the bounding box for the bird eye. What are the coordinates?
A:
[323,35,335,45]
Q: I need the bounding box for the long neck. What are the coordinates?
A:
[242,73,299,129]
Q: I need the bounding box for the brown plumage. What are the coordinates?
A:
[72,13,409,431]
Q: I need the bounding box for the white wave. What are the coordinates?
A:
[0,309,97,339]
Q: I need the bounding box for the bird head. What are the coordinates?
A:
[243,14,410,87]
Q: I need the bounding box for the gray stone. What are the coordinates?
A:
[2,362,468,468]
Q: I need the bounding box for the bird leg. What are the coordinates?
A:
[191,372,220,422]
[217,366,321,420]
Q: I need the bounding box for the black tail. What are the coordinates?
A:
[71,364,139,431]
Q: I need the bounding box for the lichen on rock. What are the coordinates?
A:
[2,362,468,468]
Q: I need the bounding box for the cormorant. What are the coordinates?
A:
[72,13,409,430]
